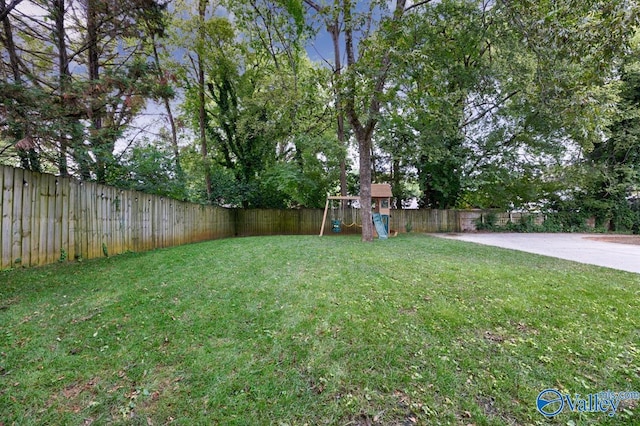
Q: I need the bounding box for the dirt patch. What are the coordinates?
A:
[0,296,19,310]
[47,377,101,414]
[584,235,640,246]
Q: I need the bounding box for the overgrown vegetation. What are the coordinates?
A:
[1,235,638,424]
[2,1,640,229]
[476,208,640,234]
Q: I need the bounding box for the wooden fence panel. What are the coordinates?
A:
[28,171,40,266]
[37,173,48,265]
[67,179,77,262]
[11,167,23,267]
[20,169,33,267]
[44,175,55,264]
[76,181,87,260]
[0,167,6,269]
[89,181,100,259]
[139,195,148,252]
[60,176,70,263]
[54,177,64,263]
[2,167,14,269]
[129,193,139,253]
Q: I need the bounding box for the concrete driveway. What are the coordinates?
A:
[436,233,640,274]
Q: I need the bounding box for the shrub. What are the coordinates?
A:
[475,212,499,231]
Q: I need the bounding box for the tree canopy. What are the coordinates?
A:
[2,0,640,236]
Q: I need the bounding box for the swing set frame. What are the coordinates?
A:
[319,195,360,237]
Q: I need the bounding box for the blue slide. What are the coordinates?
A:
[372,213,388,240]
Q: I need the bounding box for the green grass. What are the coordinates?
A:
[1,234,639,425]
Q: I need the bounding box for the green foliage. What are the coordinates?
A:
[0,1,170,179]
[404,222,413,233]
[553,39,640,233]
[263,132,345,208]
[106,139,188,201]
[540,212,587,233]
[384,0,494,209]
[476,211,595,233]
[375,0,639,213]
[3,0,640,223]
[503,215,541,233]
[475,212,499,231]
[179,147,244,206]
[174,4,337,208]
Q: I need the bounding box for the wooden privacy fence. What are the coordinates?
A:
[0,165,234,270]
[235,208,489,235]
[1,165,544,270]
[235,209,473,236]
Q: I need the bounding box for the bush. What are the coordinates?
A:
[504,215,542,233]
[475,212,499,231]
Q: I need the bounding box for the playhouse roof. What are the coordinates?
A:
[371,184,392,198]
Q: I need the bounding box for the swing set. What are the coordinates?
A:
[319,184,395,238]
[319,196,362,236]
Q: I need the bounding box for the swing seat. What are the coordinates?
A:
[331,219,342,233]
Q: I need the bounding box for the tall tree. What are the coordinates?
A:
[196,0,213,201]
[303,0,432,241]
[147,20,182,178]
[375,0,638,211]
[0,0,169,179]
[303,0,349,195]
[578,36,640,230]
[76,0,169,182]
[169,0,334,207]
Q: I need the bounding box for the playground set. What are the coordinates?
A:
[319,184,395,239]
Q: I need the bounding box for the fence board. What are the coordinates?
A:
[90,182,98,258]
[0,168,2,267]
[124,193,132,252]
[0,167,8,269]
[84,182,94,259]
[28,171,40,266]
[130,194,140,252]
[45,174,56,264]
[20,170,33,267]
[100,188,107,256]
[10,167,23,267]
[53,177,63,262]
[37,173,48,265]
[68,179,77,262]
[77,181,86,260]
[99,186,107,257]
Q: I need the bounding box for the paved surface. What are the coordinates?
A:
[435,233,640,274]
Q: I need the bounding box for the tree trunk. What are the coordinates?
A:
[0,0,22,22]
[329,19,348,196]
[343,0,374,241]
[87,0,105,182]
[151,34,182,176]
[392,158,401,208]
[1,0,20,83]
[198,0,213,202]
[306,0,409,241]
[54,0,70,177]
[355,128,374,241]
[1,0,41,171]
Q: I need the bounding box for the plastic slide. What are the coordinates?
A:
[372,213,388,240]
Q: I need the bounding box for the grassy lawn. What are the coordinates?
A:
[1,234,639,425]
